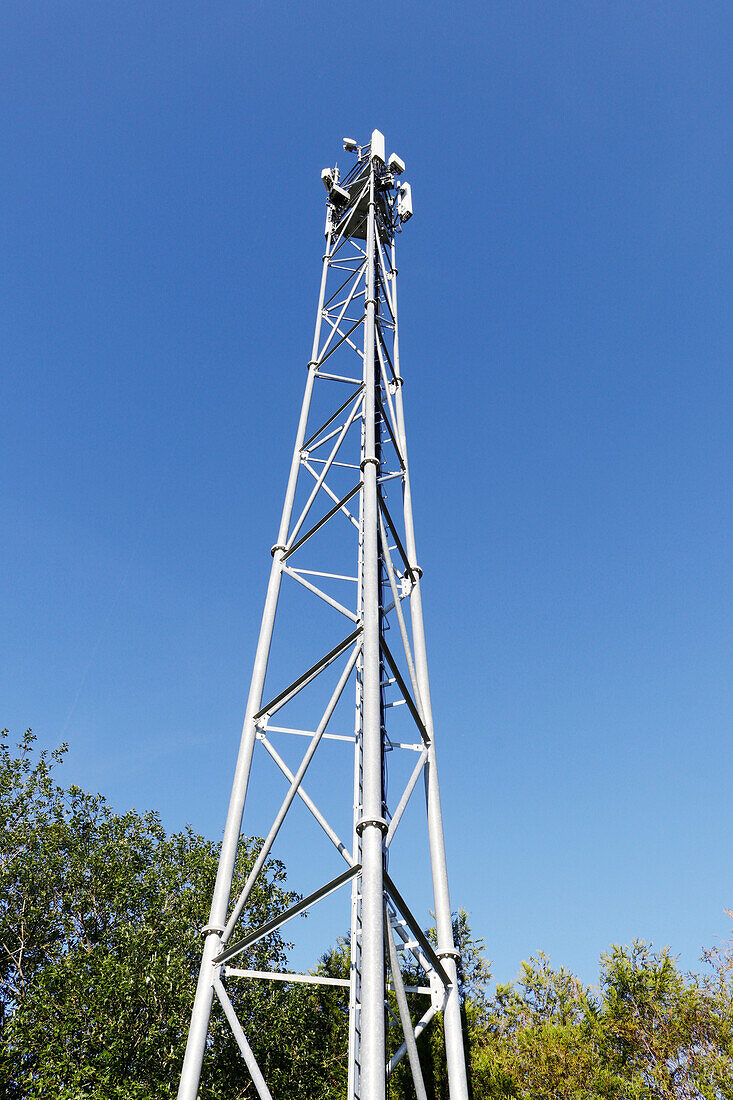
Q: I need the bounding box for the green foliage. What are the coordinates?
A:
[597,940,733,1098]
[0,729,332,1099]
[470,941,733,1099]
[3,727,733,1099]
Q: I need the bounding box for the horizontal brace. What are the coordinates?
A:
[314,371,364,384]
[222,968,431,996]
[214,864,361,966]
[284,483,362,560]
[326,263,363,273]
[224,968,350,989]
[253,627,361,721]
[289,568,357,582]
[265,725,356,744]
[305,458,362,471]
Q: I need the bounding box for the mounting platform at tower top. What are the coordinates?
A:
[321,128,413,240]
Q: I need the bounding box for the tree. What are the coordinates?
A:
[5,726,733,1099]
[0,729,332,1099]
[599,940,733,1099]
[471,952,613,1100]
[469,941,733,1099]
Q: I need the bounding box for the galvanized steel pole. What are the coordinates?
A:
[358,156,387,1100]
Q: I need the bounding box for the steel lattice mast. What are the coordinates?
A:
[177,131,469,1100]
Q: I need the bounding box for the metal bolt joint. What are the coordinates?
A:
[437,947,461,962]
[360,456,380,470]
[408,564,423,580]
[270,543,287,557]
[201,923,225,939]
[355,816,389,836]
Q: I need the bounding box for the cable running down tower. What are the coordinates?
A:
[178,130,469,1100]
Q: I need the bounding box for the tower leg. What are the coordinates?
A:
[390,242,470,1100]
[176,237,332,1100]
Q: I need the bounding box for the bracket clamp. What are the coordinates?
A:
[360,456,380,471]
[436,947,461,963]
[271,544,287,557]
[355,816,389,836]
[201,923,225,939]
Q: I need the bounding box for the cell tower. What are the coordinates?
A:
[177,130,469,1100]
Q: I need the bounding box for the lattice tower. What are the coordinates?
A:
[177,130,469,1100]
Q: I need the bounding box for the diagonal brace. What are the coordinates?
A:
[213,978,274,1100]
[282,565,358,622]
[378,512,423,716]
[285,482,362,560]
[224,642,360,941]
[384,872,450,986]
[385,904,429,1100]
[380,638,429,744]
[258,733,354,864]
[303,460,361,529]
[254,626,361,721]
[385,749,428,848]
[214,864,361,966]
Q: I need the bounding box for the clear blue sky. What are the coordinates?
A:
[2,1,731,988]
